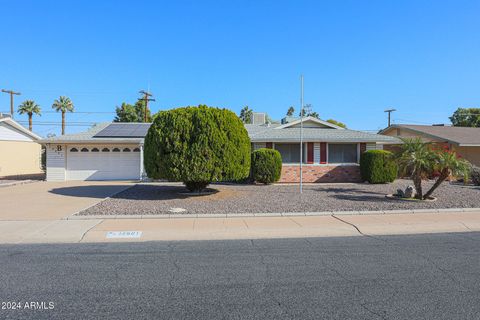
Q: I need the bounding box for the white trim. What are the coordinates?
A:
[274,116,344,130]
[0,117,42,140]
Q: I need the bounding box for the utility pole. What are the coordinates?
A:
[138,90,155,122]
[1,89,21,118]
[384,108,396,127]
[300,75,304,194]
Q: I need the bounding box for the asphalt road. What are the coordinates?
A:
[0,233,479,320]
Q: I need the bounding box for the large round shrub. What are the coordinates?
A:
[360,150,398,183]
[144,105,251,192]
[252,148,282,184]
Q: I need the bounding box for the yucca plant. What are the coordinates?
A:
[52,96,74,135]
[18,100,41,131]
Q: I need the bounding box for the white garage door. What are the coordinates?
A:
[66,146,141,180]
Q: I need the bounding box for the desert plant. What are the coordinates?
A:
[252,148,282,184]
[396,138,435,199]
[422,149,470,199]
[471,166,480,186]
[144,105,251,192]
[396,138,470,199]
[360,150,397,183]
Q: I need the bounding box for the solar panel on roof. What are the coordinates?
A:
[93,123,152,138]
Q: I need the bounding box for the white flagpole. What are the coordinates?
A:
[300,75,304,194]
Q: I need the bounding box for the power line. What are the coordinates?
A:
[1,89,21,118]
[138,90,155,122]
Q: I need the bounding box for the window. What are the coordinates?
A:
[133,148,140,152]
[328,144,358,163]
[91,148,99,152]
[70,148,78,152]
[81,148,89,152]
[123,148,131,152]
[102,148,110,152]
[112,148,120,152]
[275,143,301,163]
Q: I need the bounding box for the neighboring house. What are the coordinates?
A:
[41,123,149,181]
[0,114,43,178]
[41,116,400,182]
[247,115,400,182]
[380,124,480,166]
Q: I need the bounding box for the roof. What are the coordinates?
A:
[380,124,480,146]
[40,122,146,144]
[94,123,151,138]
[275,116,345,129]
[247,124,401,143]
[40,118,400,145]
[0,116,42,140]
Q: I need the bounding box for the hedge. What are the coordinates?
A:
[360,150,398,183]
[143,105,251,192]
[252,148,282,184]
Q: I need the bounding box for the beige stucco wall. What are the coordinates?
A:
[382,128,441,142]
[0,141,43,177]
[453,146,480,167]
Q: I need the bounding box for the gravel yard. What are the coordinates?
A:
[78,179,480,216]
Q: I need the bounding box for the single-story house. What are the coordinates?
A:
[0,114,43,178]
[380,124,480,166]
[247,115,400,182]
[41,115,400,182]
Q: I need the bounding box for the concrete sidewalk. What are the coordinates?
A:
[0,210,479,244]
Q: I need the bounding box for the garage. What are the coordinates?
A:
[66,145,141,180]
[43,122,149,181]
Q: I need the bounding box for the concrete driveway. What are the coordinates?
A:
[0,181,134,220]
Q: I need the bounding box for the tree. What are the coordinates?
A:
[52,96,74,135]
[144,105,251,192]
[286,106,295,116]
[309,111,320,119]
[396,138,435,199]
[239,106,253,123]
[396,138,470,199]
[326,119,347,128]
[449,108,480,127]
[422,147,470,199]
[114,100,152,122]
[17,100,41,131]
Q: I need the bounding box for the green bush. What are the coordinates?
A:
[144,105,251,192]
[360,150,398,183]
[252,148,282,184]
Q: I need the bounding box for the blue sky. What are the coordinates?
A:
[1,0,479,136]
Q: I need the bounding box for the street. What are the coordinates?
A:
[1,232,479,319]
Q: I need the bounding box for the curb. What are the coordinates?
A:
[64,207,480,220]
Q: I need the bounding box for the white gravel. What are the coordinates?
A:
[78,179,480,216]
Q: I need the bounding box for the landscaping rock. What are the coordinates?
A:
[404,185,416,198]
[396,189,405,197]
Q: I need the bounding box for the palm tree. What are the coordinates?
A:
[52,96,74,135]
[423,149,470,199]
[18,100,41,131]
[239,106,253,123]
[286,106,295,116]
[396,138,435,199]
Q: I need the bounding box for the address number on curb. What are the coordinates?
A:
[106,231,142,239]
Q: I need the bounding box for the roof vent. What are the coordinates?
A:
[432,124,445,126]
[251,112,266,125]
